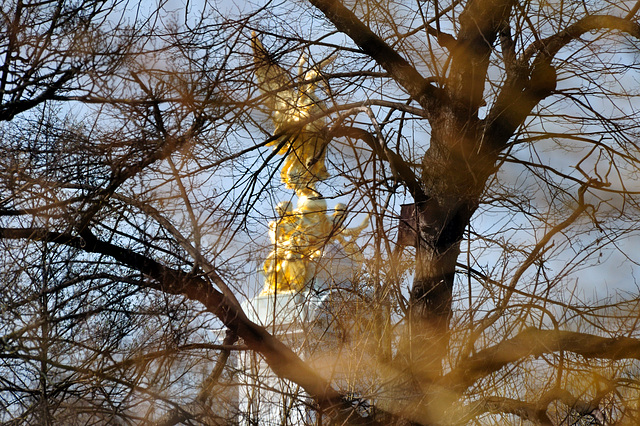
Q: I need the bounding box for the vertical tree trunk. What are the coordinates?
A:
[405,116,496,389]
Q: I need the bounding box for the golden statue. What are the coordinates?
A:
[331,204,370,264]
[262,200,301,293]
[260,191,369,295]
[251,33,331,191]
[252,33,368,295]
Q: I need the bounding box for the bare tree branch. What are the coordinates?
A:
[304,0,445,116]
[0,226,394,424]
[331,125,426,202]
[443,328,640,392]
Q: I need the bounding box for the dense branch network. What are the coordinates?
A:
[1,225,640,424]
[2,0,640,424]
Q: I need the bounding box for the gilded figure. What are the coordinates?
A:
[251,33,331,191]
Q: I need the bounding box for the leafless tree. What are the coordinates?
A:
[2,0,640,424]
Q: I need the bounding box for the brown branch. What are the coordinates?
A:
[0,228,339,407]
[0,226,395,424]
[447,0,516,115]
[442,328,640,392]
[486,15,640,149]
[523,15,640,63]
[465,384,610,424]
[625,1,640,20]
[469,396,553,425]
[331,125,426,202]
[461,183,592,359]
[74,112,204,233]
[304,0,444,115]
[0,196,85,216]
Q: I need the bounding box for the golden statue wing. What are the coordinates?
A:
[251,32,297,130]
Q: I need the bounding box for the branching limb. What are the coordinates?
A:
[0,226,396,424]
[469,396,553,425]
[331,125,425,202]
[464,384,613,425]
[304,0,444,116]
[0,68,78,122]
[460,182,595,360]
[442,328,640,392]
[522,15,640,64]
[486,15,640,148]
[447,0,516,115]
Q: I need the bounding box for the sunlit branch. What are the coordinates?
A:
[467,396,553,425]
[460,183,595,359]
[442,328,640,392]
[0,226,392,424]
[486,15,640,150]
[447,0,516,115]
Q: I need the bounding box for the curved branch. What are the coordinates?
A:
[0,228,341,407]
[486,15,640,148]
[461,182,593,360]
[304,0,444,115]
[331,125,426,202]
[464,385,610,424]
[0,226,395,424]
[469,396,552,425]
[442,327,640,392]
[523,15,640,63]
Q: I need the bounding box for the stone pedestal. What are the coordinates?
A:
[237,292,324,425]
[242,291,326,327]
[236,243,369,425]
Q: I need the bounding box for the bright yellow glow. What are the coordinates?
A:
[261,191,369,295]
[252,34,367,294]
[252,33,330,191]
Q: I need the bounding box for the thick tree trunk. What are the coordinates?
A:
[403,115,499,395]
